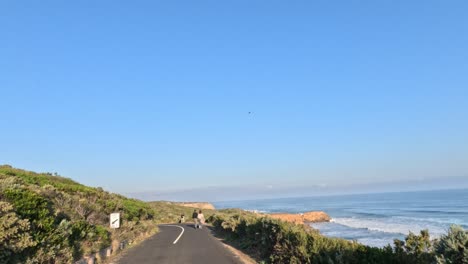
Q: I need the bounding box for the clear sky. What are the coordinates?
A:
[1,1,468,201]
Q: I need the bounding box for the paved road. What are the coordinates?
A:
[116,224,243,264]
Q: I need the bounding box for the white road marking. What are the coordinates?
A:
[161,225,185,244]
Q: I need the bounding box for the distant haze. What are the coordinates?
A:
[1,1,468,200]
[128,176,468,202]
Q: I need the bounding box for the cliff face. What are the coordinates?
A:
[176,202,215,210]
[268,211,330,224]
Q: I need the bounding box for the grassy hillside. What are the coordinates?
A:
[0,165,198,264]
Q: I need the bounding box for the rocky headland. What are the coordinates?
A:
[268,211,331,224]
[175,202,216,210]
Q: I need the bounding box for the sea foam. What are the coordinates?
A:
[330,217,447,237]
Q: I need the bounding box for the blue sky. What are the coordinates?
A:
[1,1,468,201]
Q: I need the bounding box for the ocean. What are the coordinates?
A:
[213,189,468,247]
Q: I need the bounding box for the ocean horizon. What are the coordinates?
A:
[213,188,468,247]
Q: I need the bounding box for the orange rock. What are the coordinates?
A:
[303,211,331,222]
[176,202,215,210]
[268,211,330,224]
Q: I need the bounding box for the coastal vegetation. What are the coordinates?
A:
[208,210,468,264]
[1,165,467,264]
[0,165,210,263]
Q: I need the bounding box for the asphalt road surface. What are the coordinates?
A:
[116,224,244,264]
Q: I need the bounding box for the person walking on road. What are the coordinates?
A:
[197,210,205,229]
[192,209,199,229]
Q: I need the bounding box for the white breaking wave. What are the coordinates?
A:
[331,217,447,237]
[394,215,467,226]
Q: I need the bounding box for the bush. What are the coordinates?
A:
[0,201,35,264]
[122,199,154,221]
[3,188,55,241]
[435,225,468,264]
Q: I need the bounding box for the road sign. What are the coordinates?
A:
[110,213,120,228]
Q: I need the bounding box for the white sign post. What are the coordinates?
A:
[110,213,120,228]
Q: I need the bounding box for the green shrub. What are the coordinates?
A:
[435,225,468,264]
[3,188,55,241]
[122,198,154,221]
[0,201,35,264]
